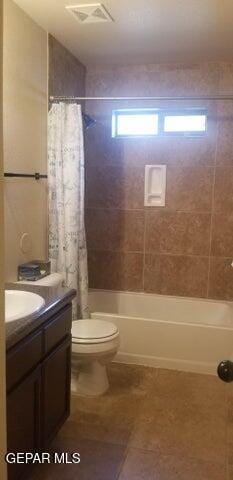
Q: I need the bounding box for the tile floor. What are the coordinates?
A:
[31,363,233,480]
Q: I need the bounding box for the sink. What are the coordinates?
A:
[5,290,45,323]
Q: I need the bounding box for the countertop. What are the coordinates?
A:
[5,283,76,351]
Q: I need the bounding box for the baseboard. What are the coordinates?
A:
[114,351,217,376]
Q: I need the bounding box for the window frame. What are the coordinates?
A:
[112,108,160,138]
[160,109,207,137]
[112,108,207,139]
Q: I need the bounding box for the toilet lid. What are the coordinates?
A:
[72,319,118,341]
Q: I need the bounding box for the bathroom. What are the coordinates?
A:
[0,0,233,478]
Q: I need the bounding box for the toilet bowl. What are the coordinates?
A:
[18,274,120,396]
[71,319,120,396]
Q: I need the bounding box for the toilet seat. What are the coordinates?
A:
[72,319,119,344]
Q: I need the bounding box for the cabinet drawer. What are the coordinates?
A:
[44,304,72,355]
[7,331,43,392]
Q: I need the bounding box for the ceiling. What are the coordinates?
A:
[13,0,233,66]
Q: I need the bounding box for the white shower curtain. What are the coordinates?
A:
[48,103,89,319]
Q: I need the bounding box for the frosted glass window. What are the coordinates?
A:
[164,114,207,133]
[112,111,159,137]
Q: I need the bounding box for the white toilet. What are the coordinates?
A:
[71,319,120,396]
[18,273,120,396]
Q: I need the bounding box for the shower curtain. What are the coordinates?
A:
[48,102,89,319]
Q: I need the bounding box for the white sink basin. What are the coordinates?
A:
[5,290,45,323]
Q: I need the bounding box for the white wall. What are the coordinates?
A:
[0,0,7,476]
[3,0,48,281]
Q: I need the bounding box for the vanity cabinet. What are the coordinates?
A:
[6,303,72,480]
[41,337,71,445]
[7,366,41,480]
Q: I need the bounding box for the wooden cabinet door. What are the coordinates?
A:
[7,366,41,480]
[41,336,71,447]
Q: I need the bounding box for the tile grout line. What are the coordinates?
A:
[142,209,147,292]
[116,444,130,480]
[85,206,214,214]
[206,118,218,299]
[88,248,233,259]
[68,363,229,478]
[116,370,160,479]
[116,444,230,470]
[114,366,229,477]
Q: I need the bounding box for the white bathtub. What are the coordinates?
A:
[89,289,233,375]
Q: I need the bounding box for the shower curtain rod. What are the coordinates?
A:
[50,95,233,102]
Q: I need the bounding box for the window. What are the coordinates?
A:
[163,112,207,135]
[112,109,207,138]
[112,110,159,137]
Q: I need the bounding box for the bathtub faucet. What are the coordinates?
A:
[217,360,233,383]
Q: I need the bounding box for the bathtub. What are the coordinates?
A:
[89,289,233,375]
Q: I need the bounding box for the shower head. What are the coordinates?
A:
[83,113,96,129]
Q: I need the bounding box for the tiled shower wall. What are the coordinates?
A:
[85,62,233,300]
[49,35,86,104]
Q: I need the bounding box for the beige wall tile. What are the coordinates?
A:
[120,136,216,168]
[86,63,220,98]
[145,211,211,255]
[214,167,233,213]
[86,116,216,168]
[85,119,122,166]
[216,120,233,166]
[166,166,214,212]
[219,62,233,96]
[86,165,144,210]
[49,35,86,99]
[85,62,233,301]
[208,257,233,300]
[88,250,143,291]
[149,137,216,168]
[211,213,233,257]
[144,254,209,297]
[86,208,144,252]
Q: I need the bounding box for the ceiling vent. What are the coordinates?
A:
[66,3,114,24]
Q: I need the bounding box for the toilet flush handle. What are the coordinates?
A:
[217,360,233,383]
